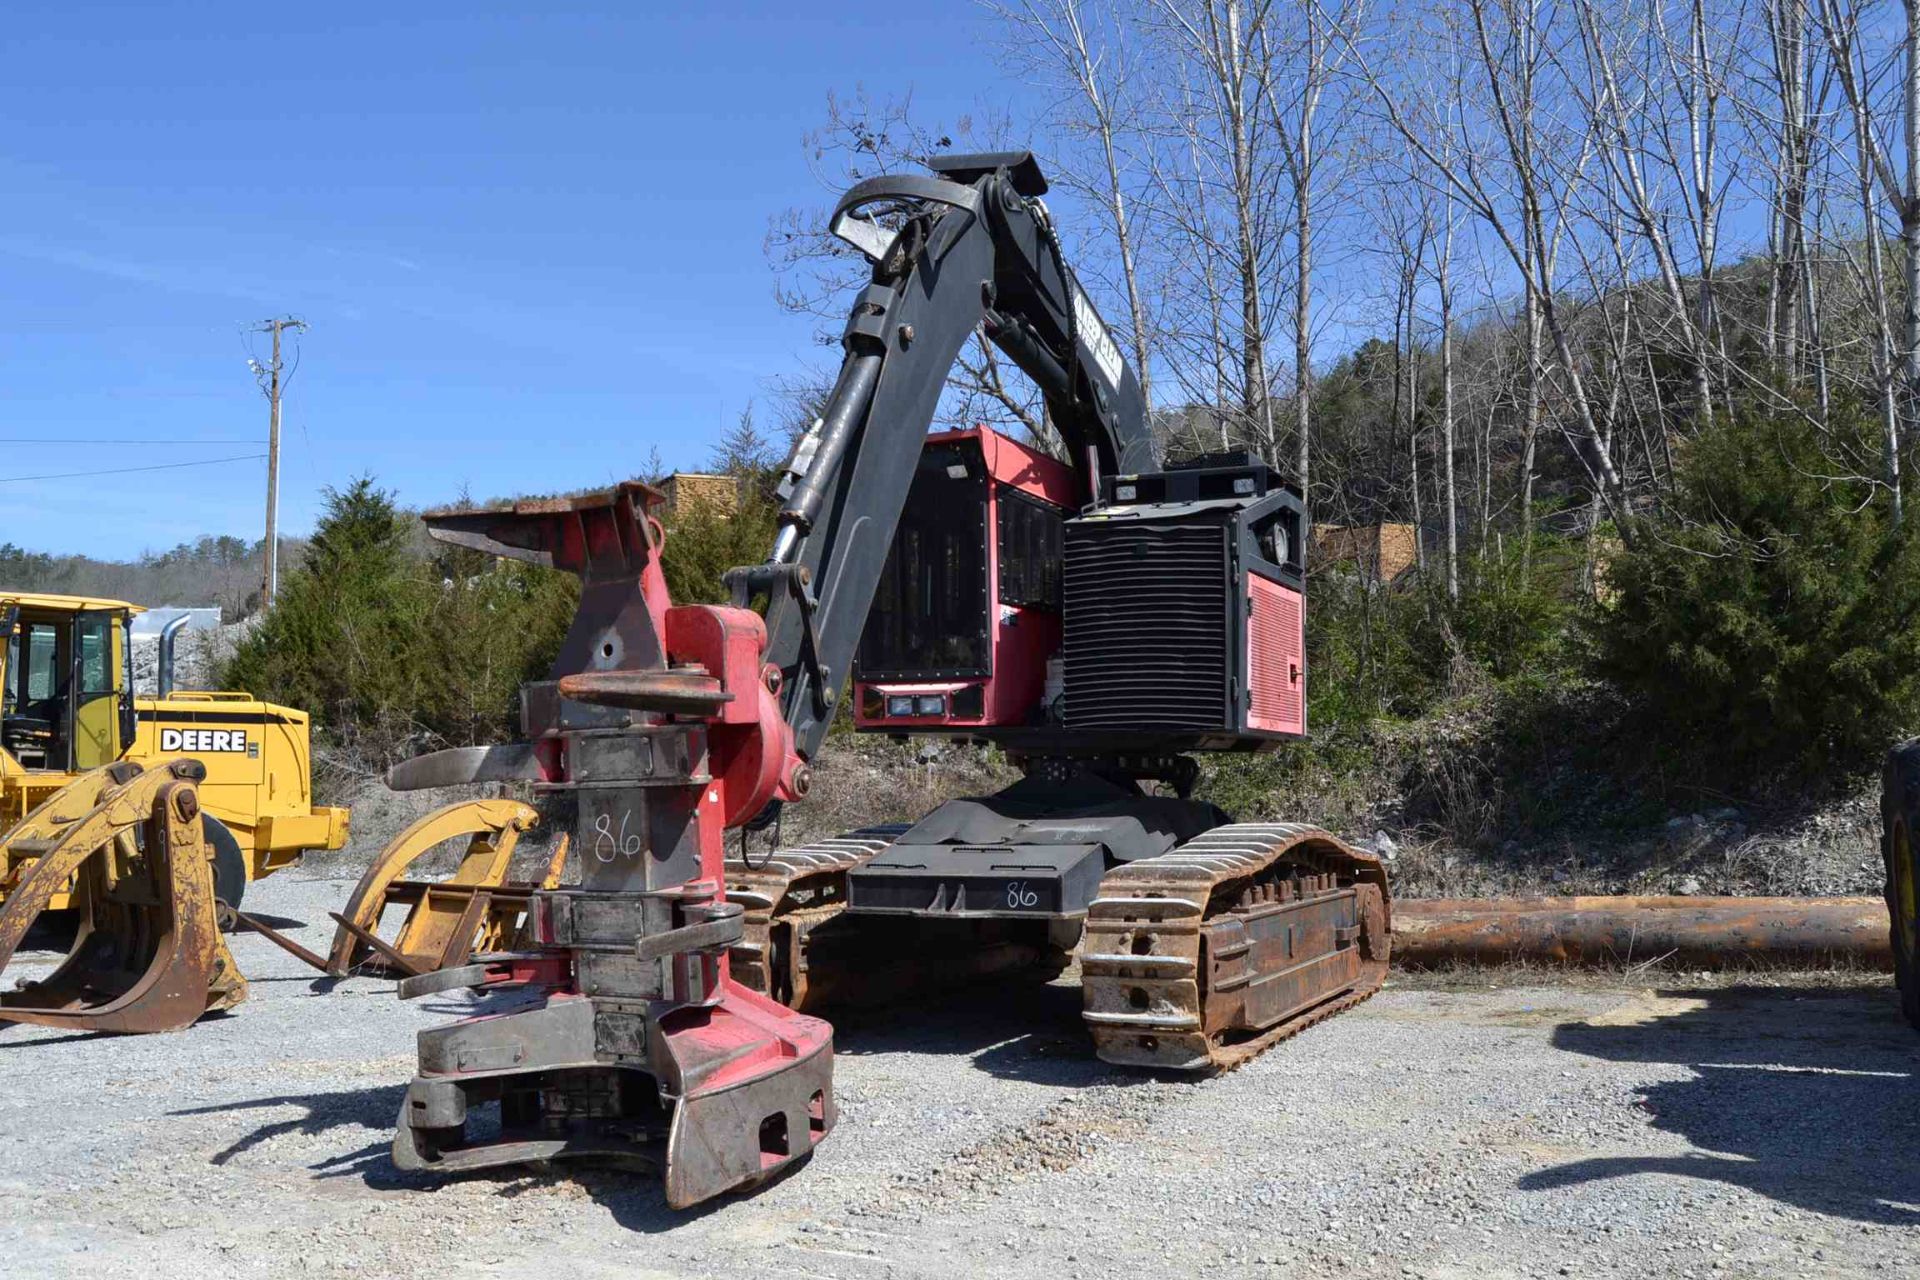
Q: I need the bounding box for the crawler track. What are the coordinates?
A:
[724,826,905,1008]
[728,820,1390,1072]
[1081,823,1390,1071]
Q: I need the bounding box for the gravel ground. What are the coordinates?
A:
[2,872,1917,1280]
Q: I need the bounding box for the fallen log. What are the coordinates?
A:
[1391,896,1890,970]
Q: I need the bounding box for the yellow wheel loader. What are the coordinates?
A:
[0,591,349,908]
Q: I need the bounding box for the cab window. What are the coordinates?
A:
[997,487,1064,610]
[76,615,112,695]
[856,443,991,678]
[20,623,59,702]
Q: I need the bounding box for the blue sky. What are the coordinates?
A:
[0,2,1033,558]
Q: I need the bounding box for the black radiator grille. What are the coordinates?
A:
[1062,520,1232,731]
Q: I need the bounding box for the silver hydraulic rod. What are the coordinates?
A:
[769,351,884,565]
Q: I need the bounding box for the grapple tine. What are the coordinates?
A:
[225,905,333,972]
[0,760,246,1036]
[325,798,540,977]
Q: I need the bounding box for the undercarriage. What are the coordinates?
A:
[726,767,1391,1070]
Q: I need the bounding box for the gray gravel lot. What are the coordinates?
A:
[1,872,1917,1280]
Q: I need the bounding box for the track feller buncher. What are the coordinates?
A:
[375,151,1388,1207]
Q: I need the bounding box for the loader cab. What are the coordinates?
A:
[853,425,1079,733]
[0,594,137,773]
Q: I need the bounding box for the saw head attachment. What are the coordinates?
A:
[385,486,834,1208]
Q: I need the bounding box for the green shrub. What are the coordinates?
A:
[222,448,788,766]
[657,476,777,606]
[416,542,577,746]
[1304,532,1584,727]
[222,478,575,763]
[1589,404,1920,788]
[223,478,429,761]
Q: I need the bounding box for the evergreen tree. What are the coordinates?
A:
[1592,406,1920,785]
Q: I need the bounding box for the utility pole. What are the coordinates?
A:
[250,317,306,608]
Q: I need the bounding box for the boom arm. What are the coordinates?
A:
[745,151,1156,765]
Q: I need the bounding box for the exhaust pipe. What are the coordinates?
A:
[156,614,189,698]
[1392,896,1891,970]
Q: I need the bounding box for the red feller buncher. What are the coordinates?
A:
[379,152,1390,1207]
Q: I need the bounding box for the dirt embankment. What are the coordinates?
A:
[310,729,1883,902]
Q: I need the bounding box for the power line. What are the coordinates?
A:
[0,437,262,445]
[0,453,267,484]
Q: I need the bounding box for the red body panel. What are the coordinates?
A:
[923,424,1081,506]
[1246,573,1305,736]
[665,603,802,824]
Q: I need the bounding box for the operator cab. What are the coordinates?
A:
[852,431,1309,754]
[843,434,1313,924]
[1,595,136,772]
[853,425,1077,732]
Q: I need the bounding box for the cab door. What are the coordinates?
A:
[0,606,16,724]
[70,610,127,769]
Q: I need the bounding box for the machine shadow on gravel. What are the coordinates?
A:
[172,1082,781,1233]
[1522,987,1920,1225]
[828,974,1161,1087]
[175,1084,413,1171]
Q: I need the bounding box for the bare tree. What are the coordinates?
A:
[1816,0,1907,522]
[1435,194,1462,597]
[993,0,1160,413]
[1336,0,1636,543]
[1150,0,1285,460]
[1256,0,1368,494]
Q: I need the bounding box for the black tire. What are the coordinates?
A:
[202,814,247,909]
[1881,741,1920,1030]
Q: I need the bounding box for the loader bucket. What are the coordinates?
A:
[0,759,246,1035]
[325,799,551,977]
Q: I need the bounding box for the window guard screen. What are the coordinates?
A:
[855,446,991,679]
[997,487,1064,610]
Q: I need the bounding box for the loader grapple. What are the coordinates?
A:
[0,759,248,1035]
